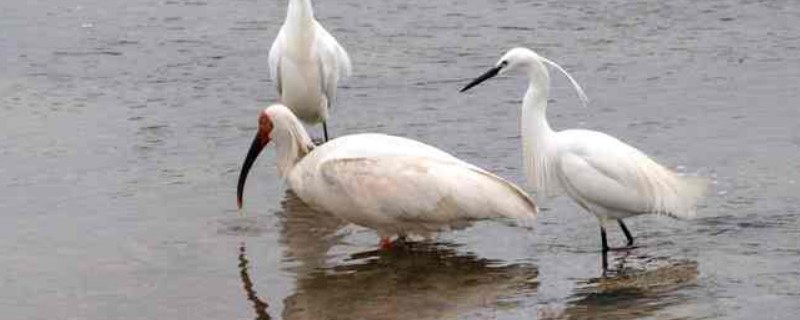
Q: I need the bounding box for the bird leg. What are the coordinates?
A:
[379,237,393,250]
[600,226,609,269]
[600,225,610,252]
[322,121,330,142]
[600,220,637,270]
[617,219,635,247]
[396,234,408,244]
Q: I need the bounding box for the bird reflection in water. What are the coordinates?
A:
[282,243,539,320]
[238,242,271,320]
[538,254,699,320]
[237,192,699,320]
[277,190,349,274]
[273,191,540,320]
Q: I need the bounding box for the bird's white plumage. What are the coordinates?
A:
[267,28,284,92]
[268,0,352,124]
[290,134,537,237]
[552,129,706,221]
[255,105,537,239]
[314,21,352,101]
[476,48,706,223]
[292,145,539,236]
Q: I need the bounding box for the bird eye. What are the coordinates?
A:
[500,60,509,68]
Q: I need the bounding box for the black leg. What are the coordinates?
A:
[322,121,330,142]
[600,225,609,269]
[396,235,410,248]
[618,219,634,247]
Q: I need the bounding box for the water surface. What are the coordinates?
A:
[2,0,799,319]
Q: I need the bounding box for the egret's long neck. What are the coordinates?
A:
[273,116,314,178]
[521,66,556,192]
[286,0,315,31]
[285,0,316,53]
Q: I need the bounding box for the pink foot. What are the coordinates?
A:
[379,237,393,250]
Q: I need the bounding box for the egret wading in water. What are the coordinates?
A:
[237,104,538,248]
[269,0,352,142]
[461,48,707,268]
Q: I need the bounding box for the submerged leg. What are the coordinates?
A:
[397,234,408,243]
[322,121,330,142]
[600,225,609,269]
[379,237,393,250]
[618,219,634,247]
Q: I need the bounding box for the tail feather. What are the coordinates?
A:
[464,166,539,229]
[635,156,707,219]
[668,175,708,219]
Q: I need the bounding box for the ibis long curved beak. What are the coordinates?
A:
[460,65,502,92]
[237,132,270,209]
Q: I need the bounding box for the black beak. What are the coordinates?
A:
[460,65,502,92]
[237,132,270,209]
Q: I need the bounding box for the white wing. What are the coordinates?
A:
[555,130,706,219]
[268,26,286,95]
[313,21,352,107]
[318,157,537,231]
[313,133,459,164]
[290,134,537,235]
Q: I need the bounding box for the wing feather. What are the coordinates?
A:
[313,21,351,107]
[557,131,706,219]
[316,157,537,233]
[268,27,286,95]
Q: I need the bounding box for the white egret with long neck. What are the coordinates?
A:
[461,48,707,268]
[237,104,538,248]
[269,0,352,141]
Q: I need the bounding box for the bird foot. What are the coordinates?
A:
[378,236,412,250]
[379,237,394,250]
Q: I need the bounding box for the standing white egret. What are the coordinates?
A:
[237,104,538,248]
[269,0,352,141]
[461,48,707,268]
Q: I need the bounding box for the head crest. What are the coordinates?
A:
[539,57,589,107]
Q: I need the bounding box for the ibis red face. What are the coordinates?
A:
[237,111,274,209]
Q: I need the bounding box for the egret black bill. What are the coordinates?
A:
[460,65,502,92]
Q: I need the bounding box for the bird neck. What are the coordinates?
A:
[521,74,556,192]
[285,0,316,51]
[287,0,315,28]
[272,117,314,178]
[522,75,554,147]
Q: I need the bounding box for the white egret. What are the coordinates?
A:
[461,48,707,268]
[269,0,352,141]
[237,104,538,248]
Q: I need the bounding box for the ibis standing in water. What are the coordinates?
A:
[237,104,538,248]
[461,48,706,268]
[269,0,352,141]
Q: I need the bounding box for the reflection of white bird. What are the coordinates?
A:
[237,104,537,248]
[281,243,539,320]
[269,0,352,141]
[461,48,706,268]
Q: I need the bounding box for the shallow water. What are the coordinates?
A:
[1,0,799,319]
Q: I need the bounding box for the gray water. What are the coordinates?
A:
[2,0,799,319]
